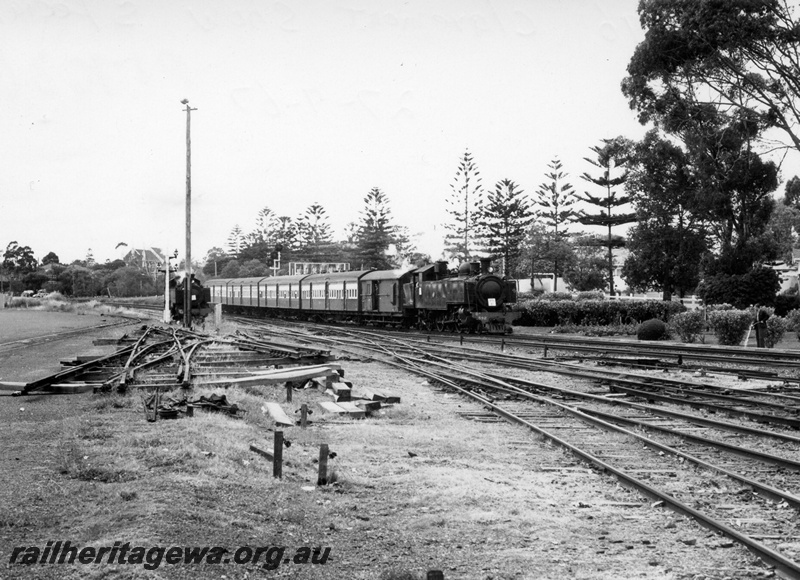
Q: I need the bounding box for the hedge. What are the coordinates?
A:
[512,298,685,327]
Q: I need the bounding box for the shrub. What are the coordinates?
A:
[763,315,787,348]
[576,291,605,301]
[669,310,705,343]
[786,309,800,337]
[637,318,668,341]
[708,309,754,346]
[513,298,685,327]
[539,292,574,302]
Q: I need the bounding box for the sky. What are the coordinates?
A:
[2,0,798,266]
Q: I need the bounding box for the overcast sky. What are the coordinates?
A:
[2,0,797,266]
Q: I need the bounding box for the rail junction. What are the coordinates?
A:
[23,301,800,578]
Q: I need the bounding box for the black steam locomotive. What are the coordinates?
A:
[206,258,519,334]
[169,274,212,323]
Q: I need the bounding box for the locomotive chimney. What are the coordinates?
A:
[480,257,492,275]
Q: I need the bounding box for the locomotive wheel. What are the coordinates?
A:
[435,317,445,332]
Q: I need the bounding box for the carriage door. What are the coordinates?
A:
[371,281,380,311]
[325,282,329,310]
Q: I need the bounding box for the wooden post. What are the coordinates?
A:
[300,403,308,428]
[460,334,463,345]
[273,431,283,479]
[427,571,444,580]
[317,443,329,485]
[182,100,196,330]
[501,338,505,352]
[543,345,548,358]
[285,382,293,403]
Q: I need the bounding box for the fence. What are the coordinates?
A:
[607,293,703,310]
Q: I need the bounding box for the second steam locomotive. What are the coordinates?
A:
[207,257,519,333]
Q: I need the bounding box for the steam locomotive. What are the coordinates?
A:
[169,274,212,322]
[206,257,519,334]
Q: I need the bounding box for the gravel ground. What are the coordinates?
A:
[0,311,783,579]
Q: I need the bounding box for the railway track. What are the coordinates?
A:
[68,307,800,574]
[236,320,800,578]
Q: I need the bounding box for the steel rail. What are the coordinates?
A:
[578,406,800,472]
[241,321,800,576]
[300,327,800,511]
[466,390,800,580]
[349,330,800,427]
[346,336,800,579]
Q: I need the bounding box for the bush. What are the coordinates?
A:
[552,323,637,336]
[637,318,668,341]
[669,310,705,343]
[708,309,754,346]
[539,292,574,302]
[786,309,800,337]
[763,315,787,348]
[576,291,605,301]
[512,298,685,327]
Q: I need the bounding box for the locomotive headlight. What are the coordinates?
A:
[488,267,494,273]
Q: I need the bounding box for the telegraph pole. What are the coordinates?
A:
[181,99,196,329]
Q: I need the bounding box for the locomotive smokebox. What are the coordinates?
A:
[480,257,493,275]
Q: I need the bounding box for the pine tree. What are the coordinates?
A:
[444,149,484,262]
[296,203,334,262]
[248,207,279,245]
[577,137,636,295]
[533,157,580,291]
[356,188,395,269]
[227,225,244,257]
[479,179,535,276]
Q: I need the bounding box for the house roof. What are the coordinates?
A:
[124,247,166,264]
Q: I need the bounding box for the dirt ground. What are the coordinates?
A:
[0,311,780,579]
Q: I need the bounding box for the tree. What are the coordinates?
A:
[59,265,100,297]
[688,112,780,274]
[533,157,580,290]
[202,247,230,278]
[247,207,279,245]
[355,187,396,269]
[523,223,576,291]
[624,130,708,299]
[273,217,297,252]
[622,0,800,156]
[104,266,156,297]
[784,176,800,209]
[227,225,244,257]
[296,203,336,262]
[444,149,484,261]
[41,252,60,265]
[479,179,535,276]
[762,201,799,264]
[239,259,269,277]
[221,260,241,278]
[577,137,636,295]
[3,241,37,276]
[563,241,608,292]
